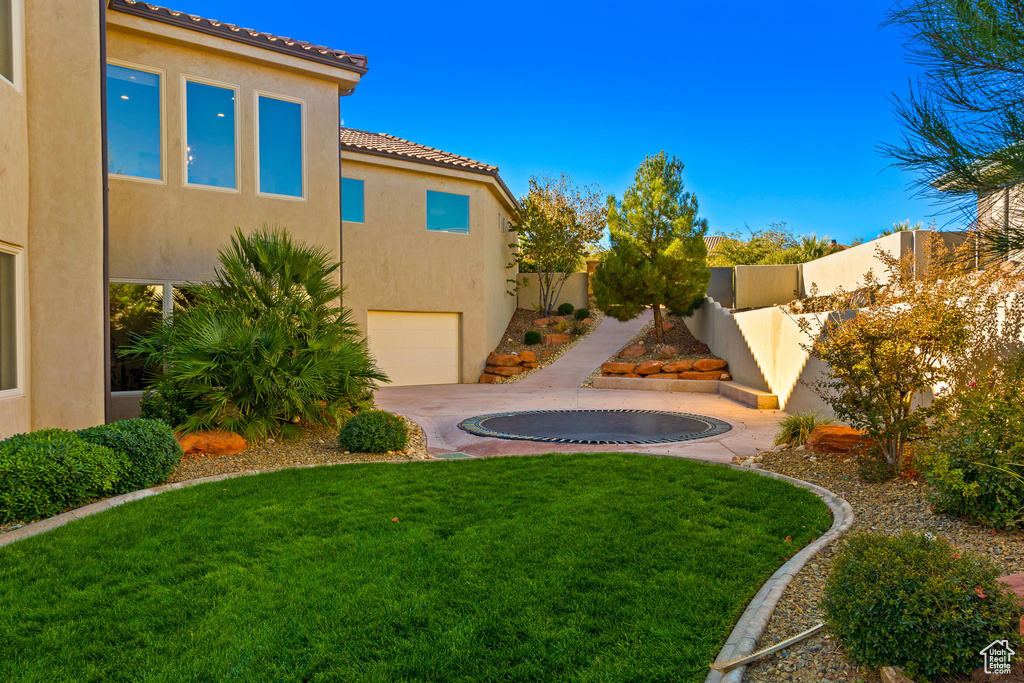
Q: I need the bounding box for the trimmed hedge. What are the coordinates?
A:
[557,302,575,316]
[77,419,183,494]
[338,410,408,454]
[0,430,127,523]
[822,533,1021,681]
[573,308,591,321]
[524,330,542,345]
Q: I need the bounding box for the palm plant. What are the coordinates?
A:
[797,234,837,262]
[125,225,386,441]
[879,220,923,238]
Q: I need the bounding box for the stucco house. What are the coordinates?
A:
[0,0,516,437]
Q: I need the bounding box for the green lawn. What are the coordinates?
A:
[0,453,830,682]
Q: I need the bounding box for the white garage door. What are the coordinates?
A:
[366,311,460,386]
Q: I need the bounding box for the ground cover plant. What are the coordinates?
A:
[0,453,830,682]
[774,412,834,446]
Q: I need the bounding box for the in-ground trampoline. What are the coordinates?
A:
[458,409,732,445]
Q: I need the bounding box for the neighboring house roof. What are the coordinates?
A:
[704,235,728,253]
[108,0,368,74]
[339,128,516,207]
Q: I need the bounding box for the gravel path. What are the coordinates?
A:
[743,449,1024,683]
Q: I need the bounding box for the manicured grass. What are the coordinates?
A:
[0,453,831,682]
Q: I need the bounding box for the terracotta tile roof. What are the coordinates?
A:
[339,128,515,205]
[705,235,728,253]
[109,0,368,74]
[339,128,499,173]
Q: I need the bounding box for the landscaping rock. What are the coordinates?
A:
[543,333,571,345]
[648,321,675,334]
[678,370,723,380]
[693,358,728,372]
[486,353,522,367]
[178,430,247,456]
[635,360,664,375]
[522,362,539,369]
[479,373,500,384]
[602,361,637,374]
[655,373,680,379]
[879,667,915,683]
[720,371,732,381]
[806,425,872,454]
[616,373,642,378]
[518,350,538,363]
[662,360,694,373]
[581,318,593,325]
[533,318,550,327]
[620,343,646,358]
[485,365,524,376]
[997,573,1024,605]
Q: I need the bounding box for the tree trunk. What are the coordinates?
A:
[652,304,665,345]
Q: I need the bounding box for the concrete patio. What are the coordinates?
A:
[376,315,786,462]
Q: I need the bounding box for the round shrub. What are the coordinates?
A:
[921,357,1024,529]
[524,330,542,345]
[140,381,198,429]
[574,308,591,321]
[0,429,128,523]
[557,302,575,316]
[77,419,183,494]
[338,410,408,454]
[822,533,1021,681]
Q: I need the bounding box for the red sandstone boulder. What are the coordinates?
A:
[602,361,637,374]
[620,343,646,358]
[581,318,593,325]
[544,333,570,345]
[806,425,872,453]
[720,371,732,381]
[479,373,500,384]
[662,360,694,373]
[485,365,524,376]
[518,350,538,363]
[678,371,723,380]
[693,358,728,372]
[617,373,642,378]
[522,362,539,369]
[649,321,675,334]
[486,353,522,367]
[655,373,680,379]
[178,430,247,456]
[635,360,664,375]
[533,318,550,327]
[997,574,1024,607]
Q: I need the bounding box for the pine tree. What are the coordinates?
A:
[592,152,709,345]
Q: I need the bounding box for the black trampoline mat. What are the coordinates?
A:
[458,409,732,445]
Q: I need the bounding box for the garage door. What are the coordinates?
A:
[366,312,460,386]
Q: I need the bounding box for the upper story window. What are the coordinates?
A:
[107,63,162,181]
[341,178,364,222]
[184,77,238,191]
[426,190,470,234]
[0,246,22,395]
[0,0,23,90]
[256,92,304,199]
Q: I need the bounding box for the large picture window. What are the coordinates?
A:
[0,248,20,393]
[341,178,364,223]
[107,63,162,181]
[426,190,470,234]
[256,93,304,198]
[184,78,237,190]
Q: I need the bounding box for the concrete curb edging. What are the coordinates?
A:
[705,466,854,683]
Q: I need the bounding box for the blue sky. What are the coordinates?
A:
[170,1,946,244]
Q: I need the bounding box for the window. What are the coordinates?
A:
[107,63,162,181]
[341,178,364,223]
[0,248,20,394]
[109,284,165,393]
[0,0,22,90]
[426,190,470,234]
[184,78,237,190]
[256,93,304,198]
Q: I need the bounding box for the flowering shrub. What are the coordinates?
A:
[921,355,1024,529]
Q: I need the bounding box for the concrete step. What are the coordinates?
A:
[718,381,779,409]
[591,376,780,410]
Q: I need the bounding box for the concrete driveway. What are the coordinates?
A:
[375,315,786,463]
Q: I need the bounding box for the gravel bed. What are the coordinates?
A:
[169,415,430,483]
[580,313,718,388]
[489,308,604,384]
[743,449,1024,683]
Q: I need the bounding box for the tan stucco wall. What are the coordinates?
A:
[734,264,799,309]
[20,0,106,433]
[516,273,589,312]
[339,154,516,383]
[105,29,344,283]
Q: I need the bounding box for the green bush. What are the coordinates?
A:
[524,330,542,345]
[0,430,128,523]
[557,302,575,316]
[338,410,408,454]
[921,355,1024,529]
[822,533,1021,681]
[574,308,591,321]
[77,419,182,494]
[774,411,834,446]
[140,380,198,429]
[123,226,386,442]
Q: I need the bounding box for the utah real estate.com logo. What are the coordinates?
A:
[980,640,1015,675]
